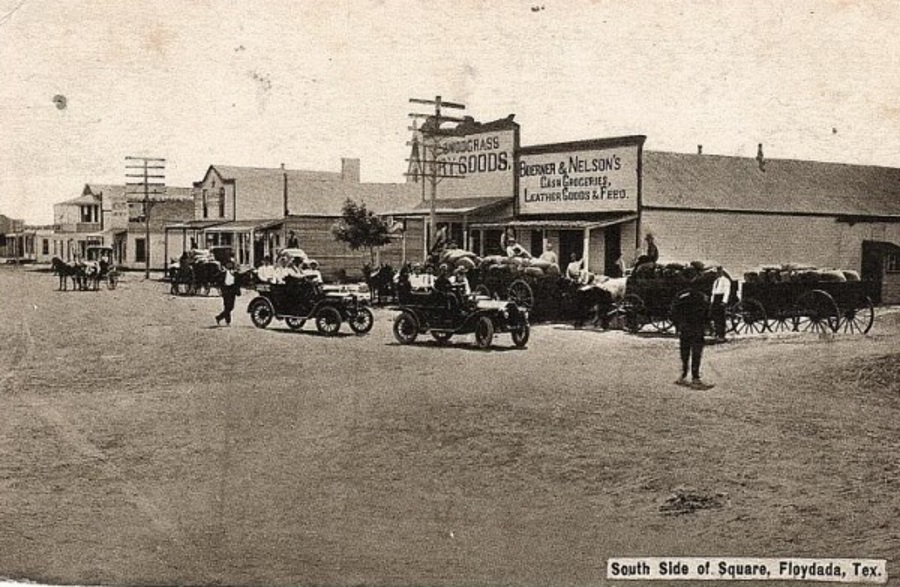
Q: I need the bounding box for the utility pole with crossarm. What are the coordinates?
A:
[406,95,467,253]
[125,156,166,280]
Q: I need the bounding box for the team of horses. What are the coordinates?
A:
[51,257,114,291]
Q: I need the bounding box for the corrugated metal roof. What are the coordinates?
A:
[643,151,900,217]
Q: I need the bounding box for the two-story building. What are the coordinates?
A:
[165,158,421,279]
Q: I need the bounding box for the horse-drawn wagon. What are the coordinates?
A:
[620,262,738,334]
[738,267,876,334]
[52,245,119,291]
[168,249,226,296]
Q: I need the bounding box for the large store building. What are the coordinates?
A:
[398,114,900,303]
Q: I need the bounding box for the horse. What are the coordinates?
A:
[557,276,627,328]
[363,263,396,305]
[51,257,77,291]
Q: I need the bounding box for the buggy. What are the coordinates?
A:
[391,276,530,349]
[246,278,374,336]
[84,245,119,290]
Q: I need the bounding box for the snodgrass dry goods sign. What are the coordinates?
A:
[518,137,642,215]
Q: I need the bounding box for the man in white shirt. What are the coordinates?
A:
[505,237,532,259]
[711,266,732,342]
[539,242,558,265]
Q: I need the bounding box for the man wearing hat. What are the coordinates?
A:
[215,260,241,326]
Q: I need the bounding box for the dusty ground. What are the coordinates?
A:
[0,265,898,586]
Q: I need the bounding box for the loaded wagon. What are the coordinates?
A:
[737,267,876,334]
[621,262,738,334]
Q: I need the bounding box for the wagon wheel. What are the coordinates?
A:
[651,307,674,334]
[474,284,493,299]
[793,289,840,334]
[315,306,343,336]
[507,279,534,310]
[840,295,874,335]
[730,299,767,335]
[768,311,792,333]
[621,293,647,334]
[285,317,306,331]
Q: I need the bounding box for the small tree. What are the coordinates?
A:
[331,199,392,265]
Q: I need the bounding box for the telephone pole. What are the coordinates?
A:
[125,156,166,280]
[406,95,466,251]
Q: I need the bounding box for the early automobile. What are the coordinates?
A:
[246,277,374,336]
[391,273,530,350]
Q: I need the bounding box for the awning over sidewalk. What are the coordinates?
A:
[200,219,274,233]
[470,212,638,230]
[388,196,512,216]
[164,219,230,232]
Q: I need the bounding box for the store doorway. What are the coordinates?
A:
[559,230,583,270]
[604,224,622,277]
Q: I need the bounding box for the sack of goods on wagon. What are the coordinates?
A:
[739,263,875,335]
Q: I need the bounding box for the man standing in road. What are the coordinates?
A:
[711,266,731,343]
[671,287,714,390]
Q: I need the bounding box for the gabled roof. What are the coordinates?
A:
[643,151,900,217]
[84,184,126,198]
[200,165,342,189]
[57,193,102,206]
[197,164,420,216]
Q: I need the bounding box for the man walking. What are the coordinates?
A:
[671,287,714,390]
[215,261,240,326]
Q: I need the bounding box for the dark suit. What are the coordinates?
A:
[671,289,708,380]
[216,272,240,325]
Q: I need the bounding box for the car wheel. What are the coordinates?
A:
[285,317,306,331]
[315,306,342,336]
[393,311,418,344]
[474,316,494,349]
[249,298,274,329]
[348,307,374,335]
[511,322,530,348]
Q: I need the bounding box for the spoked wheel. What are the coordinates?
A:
[474,316,495,349]
[730,299,767,335]
[315,306,342,336]
[248,298,274,329]
[430,331,453,345]
[511,322,530,348]
[507,279,534,310]
[650,315,674,334]
[840,296,874,334]
[393,311,419,344]
[769,312,792,333]
[474,284,493,299]
[621,294,647,334]
[285,317,306,331]
[793,289,840,334]
[348,307,374,335]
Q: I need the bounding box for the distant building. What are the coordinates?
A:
[0,214,24,258]
[51,184,193,269]
[166,158,420,279]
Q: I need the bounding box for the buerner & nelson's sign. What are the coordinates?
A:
[518,145,639,214]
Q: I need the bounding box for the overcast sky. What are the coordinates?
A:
[2,0,900,223]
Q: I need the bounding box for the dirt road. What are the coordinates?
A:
[0,267,898,585]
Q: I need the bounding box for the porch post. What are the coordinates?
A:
[583,228,591,272]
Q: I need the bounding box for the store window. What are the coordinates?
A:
[42,239,49,255]
[135,238,146,263]
[202,189,208,219]
[887,253,900,273]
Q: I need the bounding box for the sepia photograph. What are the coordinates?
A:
[0,1,898,585]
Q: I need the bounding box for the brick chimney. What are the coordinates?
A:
[756,143,766,172]
[697,144,703,155]
[341,158,360,183]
